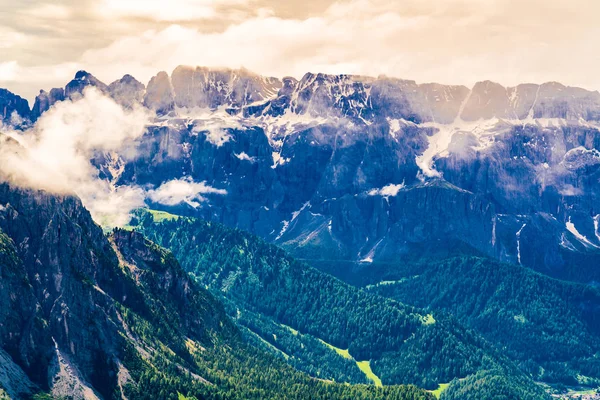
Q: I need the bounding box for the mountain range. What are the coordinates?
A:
[1,65,600,399]
[7,65,595,284]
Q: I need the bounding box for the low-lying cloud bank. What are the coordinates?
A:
[0,88,226,226]
[147,177,227,208]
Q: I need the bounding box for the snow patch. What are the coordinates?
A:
[275,202,311,240]
[516,223,526,264]
[235,152,256,162]
[259,110,328,142]
[359,238,383,263]
[560,233,577,251]
[416,118,508,177]
[104,151,125,188]
[491,215,497,247]
[271,152,290,168]
[566,217,600,249]
[387,118,416,140]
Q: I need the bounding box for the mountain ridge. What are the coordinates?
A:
[3,66,600,125]
[3,65,600,289]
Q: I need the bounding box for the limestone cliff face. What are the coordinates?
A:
[0,184,123,398]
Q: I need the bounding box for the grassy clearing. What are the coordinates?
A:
[422,314,436,325]
[316,339,382,386]
[317,339,352,360]
[148,209,181,223]
[429,383,449,399]
[356,361,382,387]
[277,324,384,387]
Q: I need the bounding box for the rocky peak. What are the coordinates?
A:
[170,65,282,110]
[31,88,65,121]
[0,88,30,125]
[453,80,600,122]
[417,83,470,123]
[108,74,145,108]
[280,76,299,96]
[533,82,600,120]
[368,77,424,123]
[143,70,174,114]
[64,70,109,99]
[285,72,372,119]
[461,80,515,121]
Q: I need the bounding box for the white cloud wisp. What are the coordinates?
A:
[0,88,149,226]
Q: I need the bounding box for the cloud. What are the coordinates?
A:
[559,184,583,197]
[0,88,229,226]
[75,0,600,92]
[96,0,251,21]
[3,0,600,102]
[76,181,146,227]
[204,129,233,147]
[147,177,227,208]
[0,62,18,81]
[0,88,151,226]
[24,4,72,19]
[367,183,405,197]
[0,28,27,50]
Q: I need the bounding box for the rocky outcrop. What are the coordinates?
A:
[64,71,109,99]
[31,88,65,121]
[0,89,30,125]
[171,65,281,111]
[108,74,145,108]
[0,183,236,397]
[143,71,174,114]
[0,184,125,397]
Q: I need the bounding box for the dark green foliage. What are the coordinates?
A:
[365,256,600,386]
[442,369,548,400]
[132,210,549,398]
[236,306,369,383]
[0,184,434,400]
[108,229,434,400]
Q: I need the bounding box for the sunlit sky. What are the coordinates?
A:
[1,0,599,101]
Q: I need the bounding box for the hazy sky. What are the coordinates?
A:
[1,0,600,101]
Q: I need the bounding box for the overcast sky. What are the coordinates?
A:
[1,0,599,102]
